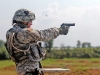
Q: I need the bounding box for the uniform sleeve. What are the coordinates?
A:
[34,27,59,41]
[16,27,59,44]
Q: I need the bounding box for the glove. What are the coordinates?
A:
[59,25,69,35]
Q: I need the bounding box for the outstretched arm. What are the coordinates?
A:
[26,27,59,41]
[16,26,69,44]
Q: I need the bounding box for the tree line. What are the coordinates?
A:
[0,39,100,60]
[0,40,9,60]
[44,40,100,58]
[46,48,100,59]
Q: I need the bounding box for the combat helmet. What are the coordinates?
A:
[13,8,35,23]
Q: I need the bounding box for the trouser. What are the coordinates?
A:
[24,62,44,75]
[24,69,39,75]
[24,71,44,75]
[24,72,38,75]
[39,62,44,75]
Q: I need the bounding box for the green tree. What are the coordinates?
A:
[44,39,53,52]
[0,40,4,48]
[77,40,81,48]
[0,47,9,60]
[82,43,85,48]
[87,43,91,47]
[82,42,91,48]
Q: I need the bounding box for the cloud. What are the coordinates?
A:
[33,3,100,47]
[1,2,100,47]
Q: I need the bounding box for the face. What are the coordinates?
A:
[27,20,32,28]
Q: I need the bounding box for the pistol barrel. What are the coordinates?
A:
[61,23,75,27]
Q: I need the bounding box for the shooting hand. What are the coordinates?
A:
[59,25,69,35]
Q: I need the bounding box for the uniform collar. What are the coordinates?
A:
[13,23,28,28]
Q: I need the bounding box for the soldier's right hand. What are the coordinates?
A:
[59,25,69,35]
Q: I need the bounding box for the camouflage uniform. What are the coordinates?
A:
[5,8,69,75]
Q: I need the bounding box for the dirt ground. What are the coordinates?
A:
[1,59,100,75]
[0,65,100,75]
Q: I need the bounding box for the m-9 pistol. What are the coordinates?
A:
[61,23,75,27]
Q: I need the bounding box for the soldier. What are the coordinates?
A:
[5,8,69,75]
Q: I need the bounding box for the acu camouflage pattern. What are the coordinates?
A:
[13,9,35,22]
[6,23,59,75]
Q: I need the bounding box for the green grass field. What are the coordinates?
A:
[0,60,15,68]
[1,58,100,75]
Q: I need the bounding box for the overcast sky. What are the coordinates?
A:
[0,0,100,47]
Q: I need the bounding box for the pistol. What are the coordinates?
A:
[61,23,75,27]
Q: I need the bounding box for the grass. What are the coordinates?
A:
[1,58,100,68]
[1,58,100,75]
[0,60,15,68]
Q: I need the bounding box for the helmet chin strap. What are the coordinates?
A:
[17,22,29,28]
[20,24,28,28]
